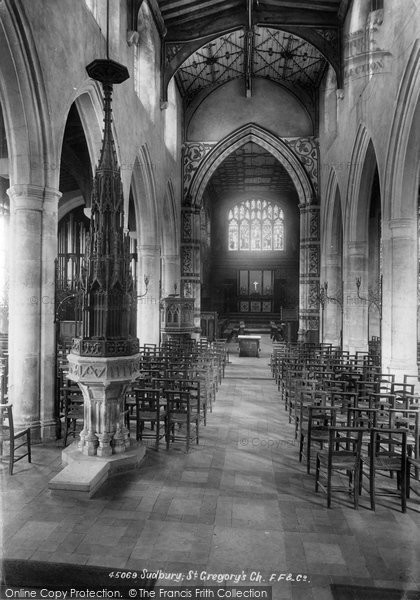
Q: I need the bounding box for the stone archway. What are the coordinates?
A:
[189,124,315,208]
[183,123,319,341]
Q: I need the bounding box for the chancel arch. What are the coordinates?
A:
[183,124,318,342]
[189,124,314,209]
[195,131,309,342]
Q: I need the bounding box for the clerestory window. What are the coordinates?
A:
[228,199,284,252]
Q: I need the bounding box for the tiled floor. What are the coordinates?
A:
[2,336,420,599]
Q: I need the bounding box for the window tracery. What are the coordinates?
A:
[228,199,284,252]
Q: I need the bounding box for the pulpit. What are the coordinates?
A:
[161,295,195,341]
[238,334,261,357]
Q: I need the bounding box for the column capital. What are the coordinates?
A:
[182,204,201,215]
[298,202,320,212]
[7,185,61,211]
[138,244,161,256]
[162,254,179,262]
[388,218,416,235]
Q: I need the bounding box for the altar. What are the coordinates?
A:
[238,335,261,358]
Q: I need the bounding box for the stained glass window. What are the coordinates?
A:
[228,199,284,252]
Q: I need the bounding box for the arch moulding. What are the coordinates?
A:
[322,168,341,259]
[130,144,159,247]
[345,124,379,244]
[384,39,420,222]
[188,124,315,208]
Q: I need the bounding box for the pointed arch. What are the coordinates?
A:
[70,83,104,178]
[130,144,158,246]
[384,39,420,222]
[346,125,379,243]
[161,180,179,256]
[322,168,342,258]
[190,124,314,208]
[0,0,54,187]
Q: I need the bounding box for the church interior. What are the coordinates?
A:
[1,0,420,598]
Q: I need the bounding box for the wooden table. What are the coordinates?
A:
[238,335,261,358]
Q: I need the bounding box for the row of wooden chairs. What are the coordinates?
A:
[57,338,228,452]
[123,339,228,451]
[272,341,420,511]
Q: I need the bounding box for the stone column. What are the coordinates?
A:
[343,241,368,354]
[40,188,61,439]
[7,184,60,441]
[298,203,320,343]
[137,244,161,345]
[161,253,180,297]
[382,218,418,380]
[181,204,201,338]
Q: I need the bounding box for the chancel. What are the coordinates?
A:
[1,0,420,597]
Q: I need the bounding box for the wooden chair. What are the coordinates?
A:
[299,399,335,474]
[164,390,199,452]
[61,383,84,447]
[406,453,420,500]
[175,379,205,425]
[367,427,407,512]
[129,388,166,449]
[315,427,364,508]
[0,403,31,475]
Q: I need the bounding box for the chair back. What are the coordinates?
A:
[370,427,407,466]
[0,402,13,441]
[327,426,364,466]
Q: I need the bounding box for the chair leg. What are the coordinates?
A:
[370,468,375,511]
[353,465,360,510]
[401,462,407,513]
[327,462,332,508]
[406,462,411,499]
[307,439,311,474]
[315,456,320,492]
[155,420,160,450]
[27,429,31,463]
[9,437,14,475]
[299,433,304,463]
[166,419,170,450]
[63,419,68,448]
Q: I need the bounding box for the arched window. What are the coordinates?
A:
[228,199,284,251]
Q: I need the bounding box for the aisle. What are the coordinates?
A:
[2,335,420,600]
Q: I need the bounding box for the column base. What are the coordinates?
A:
[48,439,146,498]
[41,419,58,442]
